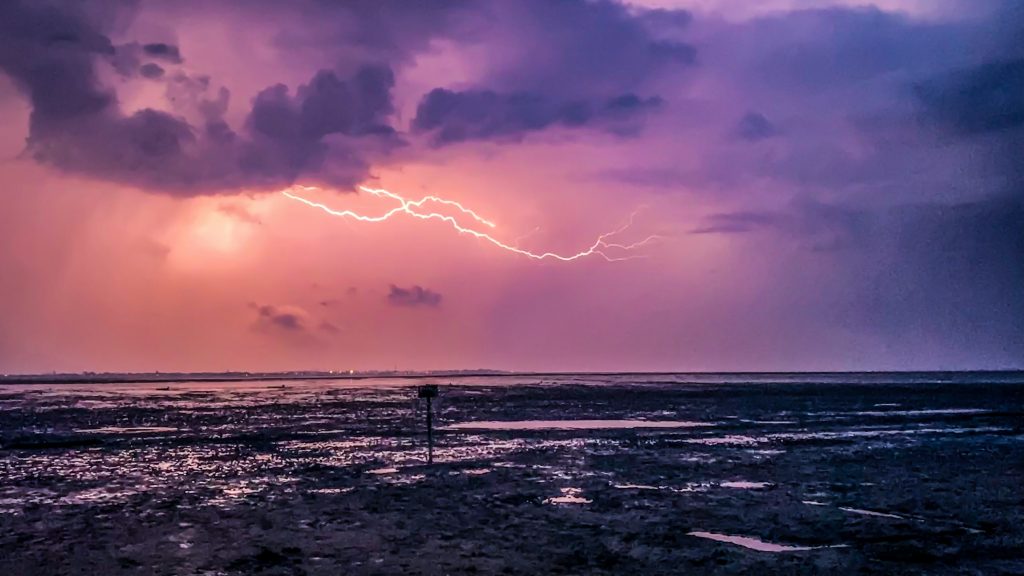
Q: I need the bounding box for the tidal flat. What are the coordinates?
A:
[1,373,1022,575]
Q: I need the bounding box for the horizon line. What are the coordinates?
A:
[2,368,1023,385]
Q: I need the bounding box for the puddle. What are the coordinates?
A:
[441,419,709,431]
[367,467,399,475]
[309,487,354,495]
[721,481,772,489]
[779,427,1010,440]
[808,502,980,533]
[848,409,990,417]
[383,474,426,485]
[685,426,1009,446]
[680,455,719,464]
[673,483,712,493]
[544,488,591,505]
[839,507,903,519]
[59,486,144,506]
[73,427,179,434]
[613,482,709,493]
[684,435,763,446]
[688,532,846,552]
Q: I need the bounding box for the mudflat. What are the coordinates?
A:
[1,373,1022,575]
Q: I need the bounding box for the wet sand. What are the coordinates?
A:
[1,374,1022,574]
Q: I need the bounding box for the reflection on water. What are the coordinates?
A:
[367,467,399,475]
[441,419,710,430]
[721,481,771,489]
[545,487,591,505]
[74,426,179,434]
[684,427,1011,447]
[687,531,845,552]
[839,507,904,520]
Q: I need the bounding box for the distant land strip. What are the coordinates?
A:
[1,370,1023,385]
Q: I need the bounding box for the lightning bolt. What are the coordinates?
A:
[281,184,661,262]
[511,226,541,248]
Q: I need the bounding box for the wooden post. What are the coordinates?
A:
[426,395,433,464]
[417,385,439,464]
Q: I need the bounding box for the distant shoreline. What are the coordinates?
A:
[2,370,1023,385]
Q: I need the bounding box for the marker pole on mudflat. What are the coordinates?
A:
[426,395,433,464]
[417,385,439,464]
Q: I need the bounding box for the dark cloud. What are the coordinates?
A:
[239,65,399,188]
[142,42,182,64]
[406,0,693,144]
[247,302,349,344]
[108,41,183,78]
[138,63,164,79]
[482,1,696,96]
[262,0,474,66]
[0,0,698,191]
[252,304,307,332]
[250,66,396,142]
[413,89,661,145]
[237,0,693,93]
[163,72,230,125]
[0,1,115,124]
[0,0,400,195]
[387,285,442,308]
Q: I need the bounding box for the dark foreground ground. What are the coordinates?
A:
[1,373,1022,575]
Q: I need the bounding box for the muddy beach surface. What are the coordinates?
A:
[1,373,1023,575]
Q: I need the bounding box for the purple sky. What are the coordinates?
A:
[0,0,1021,373]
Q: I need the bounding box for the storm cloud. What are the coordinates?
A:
[413,90,663,145]
[0,0,399,195]
[142,42,182,64]
[0,0,700,194]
